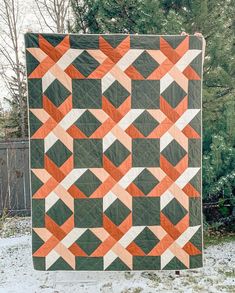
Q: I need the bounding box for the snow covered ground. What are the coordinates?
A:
[0,218,234,293]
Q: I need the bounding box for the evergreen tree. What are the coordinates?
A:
[70,0,235,228]
[70,0,185,34]
[3,64,28,139]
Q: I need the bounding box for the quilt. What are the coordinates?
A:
[25,33,205,271]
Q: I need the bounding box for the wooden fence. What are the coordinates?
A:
[0,140,231,218]
[0,140,30,216]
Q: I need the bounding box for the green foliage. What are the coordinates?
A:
[4,79,28,138]
[203,135,235,209]
[70,0,235,230]
[1,62,28,139]
[70,0,185,34]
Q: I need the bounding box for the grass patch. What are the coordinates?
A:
[0,209,10,233]
[122,288,143,293]
[216,285,235,292]
[0,216,31,238]
[204,231,235,247]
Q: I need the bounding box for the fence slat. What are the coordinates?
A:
[0,140,30,216]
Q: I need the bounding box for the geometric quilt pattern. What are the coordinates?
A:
[25,33,205,270]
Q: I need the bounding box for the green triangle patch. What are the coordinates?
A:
[163,256,187,270]
[48,257,74,270]
[102,35,127,48]
[162,35,187,49]
[106,257,130,271]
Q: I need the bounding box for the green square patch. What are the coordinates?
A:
[44,79,71,107]
[33,257,46,270]
[133,256,160,270]
[74,170,102,197]
[72,79,102,109]
[47,199,73,226]
[28,79,42,108]
[30,139,44,168]
[74,139,102,168]
[132,80,160,109]
[133,197,160,226]
[46,140,72,167]
[134,227,159,254]
[130,35,160,49]
[70,35,99,49]
[72,51,100,77]
[189,198,202,226]
[76,257,103,270]
[190,254,203,268]
[132,139,160,167]
[189,139,201,167]
[32,199,45,227]
[76,229,102,255]
[74,199,103,228]
[188,80,201,109]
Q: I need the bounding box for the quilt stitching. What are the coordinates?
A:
[25,33,204,271]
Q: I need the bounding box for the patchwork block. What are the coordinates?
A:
[133,197,160,226]
[74,199,103,228]
[132,139,160,167]
[25,33,205,271]
[72,79,102,108]
[132,80,160,108]
[74,139,103,168]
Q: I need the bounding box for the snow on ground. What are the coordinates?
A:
[0,218,234,293]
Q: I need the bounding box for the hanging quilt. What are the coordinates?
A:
[25,33,205,271]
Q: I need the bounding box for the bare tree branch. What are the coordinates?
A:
[35,0,55,32]
[34,0,70,33]
[0,0,27,138]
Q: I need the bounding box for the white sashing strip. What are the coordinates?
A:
[104,250,118,270]
[46,250,60,270]
[176,50,201,72]
[161,249,175,269]
[160,73,174,94]
[103,192,117,211]
[45,132,58,152]
[119,226,145,248]
[102,73,116,93]
[176,225,201,247]
[175,168,200,188]
[103,132,116,152]
[45,192,59,212]
[42,71,56,93]
[116,49,144,71]
[59,109,86,130]
[118,168,144,188]
[175,109,200,130]
[160,131,174,152]
[57,49,83,70]
[118,109,145,130]
[160,191,174,210]
[60,169,87,189]
[61,228,87,248]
